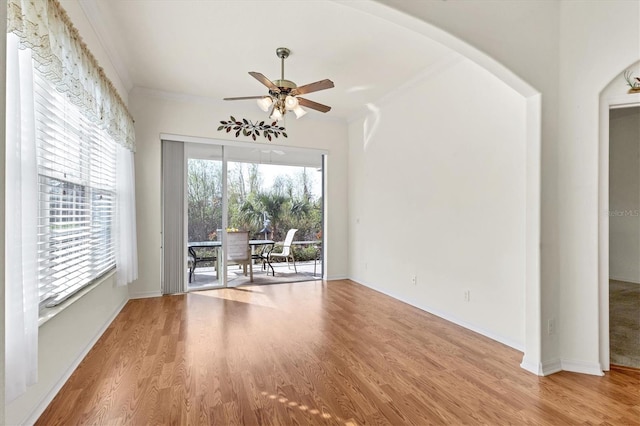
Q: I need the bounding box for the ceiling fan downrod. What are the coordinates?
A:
[276,47,289,81]
[273,48,296,91]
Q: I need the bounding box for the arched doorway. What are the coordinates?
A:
[599,62,640,370]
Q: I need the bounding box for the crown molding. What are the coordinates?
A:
[79,0,134,93]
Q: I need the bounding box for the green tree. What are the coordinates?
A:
[189,162,322,249]
[187,159,222,241]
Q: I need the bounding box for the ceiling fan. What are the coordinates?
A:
[223,47,334,120]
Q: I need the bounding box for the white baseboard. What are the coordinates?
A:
[520,357,562,376]
[129,290,162,299]
[542,359,562,376]
[519,358,542,375]
[24,297,129,425]
[609,275,640,285]
[560,359,604,376]
[521,357,604,377]
[542,359,563,376]
[326,275,348,281]
[351,277,525,352]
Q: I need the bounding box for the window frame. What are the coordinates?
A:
[33,68,118,310]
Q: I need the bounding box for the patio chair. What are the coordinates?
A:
[255,242,275,276]
[313,243,322,276]
[188,254,195,283]
[268,228,298,273]
[226,231,253,282]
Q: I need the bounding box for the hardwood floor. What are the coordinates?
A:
[37,280,640,425]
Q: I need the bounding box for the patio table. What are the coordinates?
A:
[188,239,274,282]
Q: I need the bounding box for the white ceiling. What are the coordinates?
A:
[88,0,455,120]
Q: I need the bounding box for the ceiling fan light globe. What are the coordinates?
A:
[270,108,283,121]
[284,95,299,110]
[293,105,307,119]
[257,97,273,112]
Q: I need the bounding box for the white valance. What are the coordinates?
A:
[7,0,136,151]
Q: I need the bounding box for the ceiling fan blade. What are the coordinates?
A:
[249,72,280,92]
[292,79,334,96]
[298,97,331,113]
[223,95,269,101]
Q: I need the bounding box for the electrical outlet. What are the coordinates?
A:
[411,275,417,285]
[464,290,471,302]
[548,318,556,335]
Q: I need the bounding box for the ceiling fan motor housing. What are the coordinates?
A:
[273,79,297,90]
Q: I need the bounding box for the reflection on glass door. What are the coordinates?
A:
[186,144,223,290]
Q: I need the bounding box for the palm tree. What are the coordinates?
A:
[257,192,289,240]
[236,192,289,240]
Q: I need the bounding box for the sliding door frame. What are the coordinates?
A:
[163,133,327,291]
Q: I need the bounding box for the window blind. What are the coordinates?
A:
[161,140,185,295]
[34,70,117,308]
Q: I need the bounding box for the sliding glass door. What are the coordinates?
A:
[224,146,324,286]
[185,144,223,290]
[179,140,324,292]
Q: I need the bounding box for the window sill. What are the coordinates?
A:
[38,269,117,327]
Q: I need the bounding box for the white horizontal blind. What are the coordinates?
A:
[34,69,117,308]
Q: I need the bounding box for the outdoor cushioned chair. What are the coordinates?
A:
[268,228,298,273]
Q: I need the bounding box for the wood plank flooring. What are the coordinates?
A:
[37,280,640,425]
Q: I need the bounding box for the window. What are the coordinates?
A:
[34,70,117,308]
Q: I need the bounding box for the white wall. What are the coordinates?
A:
[376,0,560,370]
[1,2,7,423]
[558,0,640,374]
[609,107,640,284]
[376,0,640,375]
[348,57,527,348]
[4,2,130,424]
[128,90,349,299]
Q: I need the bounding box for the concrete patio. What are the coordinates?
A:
[187,259,322,291]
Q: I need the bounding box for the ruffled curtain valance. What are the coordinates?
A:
[7,0,135,151]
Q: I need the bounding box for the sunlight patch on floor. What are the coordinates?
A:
[259,389,351,424]
[196,286,278,308]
